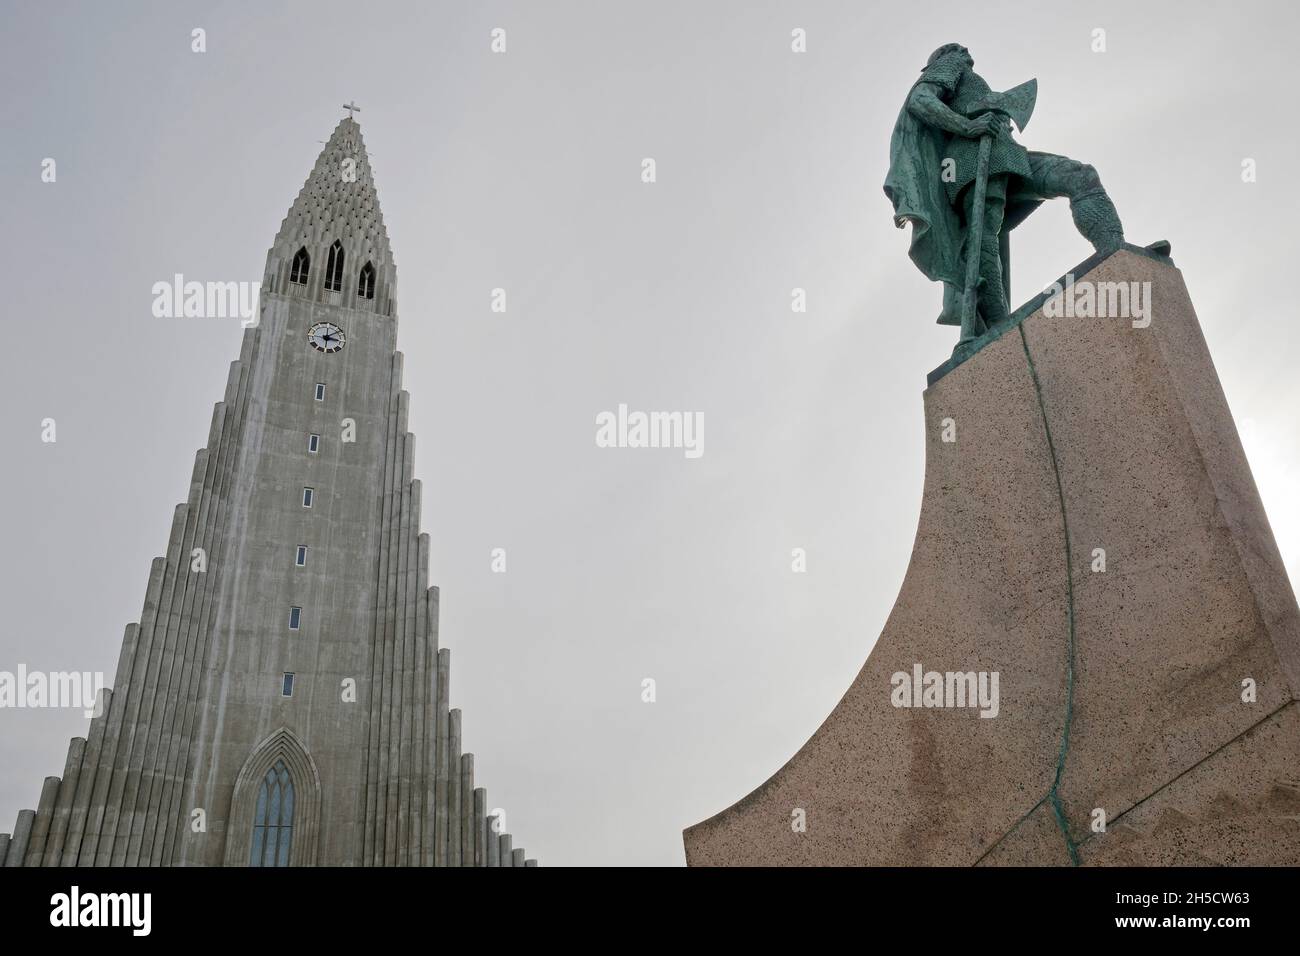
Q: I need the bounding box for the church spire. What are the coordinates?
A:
[267,116,395,314]
[1,111,538,867]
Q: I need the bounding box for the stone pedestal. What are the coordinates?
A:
[684,248,1300,866]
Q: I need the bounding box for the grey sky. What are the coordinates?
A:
[2,0,1298,866]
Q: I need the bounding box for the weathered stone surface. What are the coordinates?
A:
[1079,704,1300,865]
[684,249,1300,866]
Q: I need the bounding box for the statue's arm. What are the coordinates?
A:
[907,82,992,138]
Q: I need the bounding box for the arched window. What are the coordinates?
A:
[290,247,310,285]
[225,728,321,866]
[324,240,344,293]
[249,759,295,867]
[358,261,375,300]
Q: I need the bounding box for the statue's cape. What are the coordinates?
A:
[883,75,965,293]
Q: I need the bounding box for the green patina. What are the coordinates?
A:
[885,43,1130,361]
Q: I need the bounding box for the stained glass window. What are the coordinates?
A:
[249,759,295,867]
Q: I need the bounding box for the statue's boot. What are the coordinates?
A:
[951,265,1006,362]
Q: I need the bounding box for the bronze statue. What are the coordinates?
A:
[884,43,1129,356]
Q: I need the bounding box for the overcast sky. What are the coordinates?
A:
[2,0,1298,866]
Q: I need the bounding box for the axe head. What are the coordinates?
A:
[981,78,1038,133]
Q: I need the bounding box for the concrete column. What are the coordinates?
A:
[525,859,538,867]
[163,382,232,867]
[23,777,62,866]
[364,375,400,867]
[377,427,408,865]
[97,556,167,866]
[473,788,487,867]
[376,383,406,864]
[420,585,438,867]
[170,357,250,866]
[486,814,500,867]
[151,442,221,865]
[82,622,139,865]
[63,688,112,865]
[460,754,474,865]
[386,458,412,866]
[0,834,9,867]
[42,738,86,865]
[5,811,34,867]
[134,463,207,866]
[448,709,462,866]
[426,586,441,651]
[433,648,450,866]
[512,848,526,868]
[395,486,421,866]
[498,833,511,868]
[411,551,430,866]
[117,503,189,866]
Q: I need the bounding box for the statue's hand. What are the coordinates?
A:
[963,114,1003,138]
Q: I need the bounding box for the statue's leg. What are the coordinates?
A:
[961,175,1010,332]
[1021,151,1125,254]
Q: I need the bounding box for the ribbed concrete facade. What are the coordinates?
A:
[2,118,535,867]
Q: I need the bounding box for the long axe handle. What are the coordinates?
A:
[959,133,993,342]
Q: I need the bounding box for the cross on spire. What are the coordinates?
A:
[342,101,361,119]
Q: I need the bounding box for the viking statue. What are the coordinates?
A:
[884,43,1128,356]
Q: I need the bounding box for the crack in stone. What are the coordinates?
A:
[972,793,1047,866]
[1018,324,1081,865]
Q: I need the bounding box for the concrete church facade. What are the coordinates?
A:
[1,117,535,867]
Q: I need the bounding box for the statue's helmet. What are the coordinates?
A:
[925,43,971,68]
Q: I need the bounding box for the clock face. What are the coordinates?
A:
[308,322,346,354]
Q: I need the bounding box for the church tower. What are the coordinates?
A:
[0,115,536,867]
